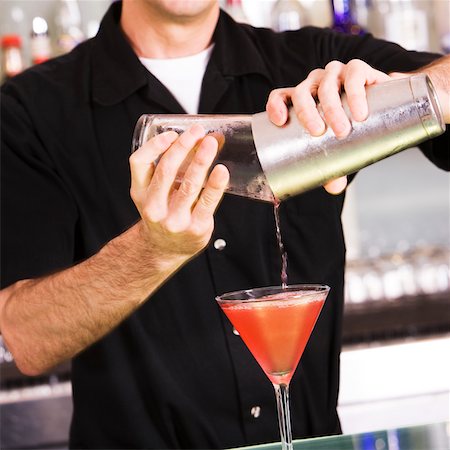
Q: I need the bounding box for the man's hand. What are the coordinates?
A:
[266,59,393,195]
[266,55,450,195]
[0,126,229,377]
[129,125,229,266]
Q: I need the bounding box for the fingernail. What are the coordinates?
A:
[277,108,287,126]
[189,124,205,136]
[335,121,351,139]
[307,120,326,136]
[354,106,368,122]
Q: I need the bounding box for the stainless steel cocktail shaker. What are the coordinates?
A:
[132,74,445,202]
[252,74,445,200]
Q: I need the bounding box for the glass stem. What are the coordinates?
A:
[273,383,293,450]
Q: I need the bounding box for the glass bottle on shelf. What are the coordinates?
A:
[54,0,85,55]
[271,0,309,32]
[1,34,24,82]
[382,0,430,51]
[0,3,29,67]
[30,17,52,65]
[330,0,365,35]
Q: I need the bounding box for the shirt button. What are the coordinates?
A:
[214,238,226,251]
[232,327,240,336]
[250,406,261,418]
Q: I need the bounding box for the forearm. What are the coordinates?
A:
[0,125,228,376]
[0,221,186,376]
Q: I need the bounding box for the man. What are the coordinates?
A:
[1,0,449,448]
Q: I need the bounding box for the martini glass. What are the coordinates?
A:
[216,284,330,450]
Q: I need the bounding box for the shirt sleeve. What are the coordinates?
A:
[1,87,78,288]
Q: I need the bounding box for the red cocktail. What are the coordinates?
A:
[216,284,330,450]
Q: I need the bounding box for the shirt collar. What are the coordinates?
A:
[91,2,272,106]
[209,10,272,81]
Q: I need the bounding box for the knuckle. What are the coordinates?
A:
[199,189,218,209]
[267,89,279,101]
[347,58,365,69]
[189,219,213,239]
[129,151,145,170]
[307,68,324,79]
[316,83,331,99]
[177,138,193,153]
[269,87,285,98]
[142,204,163,224]
[129,152,137,166]
[130,187,139,204]
[293,83,304,97]
[179,177,200,197]
[164,217,187,234]
[295,104,312,122]
[325,60,343,72]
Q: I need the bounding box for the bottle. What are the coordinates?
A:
[381,0,431,51]
[0,4,29,67]
[54,0,85,55]
[330,0,365,35]
[1,34,24,82]
[271,0,309,32]
[132,75,444,203]
[223,0,248,23]
[30,17,52,65]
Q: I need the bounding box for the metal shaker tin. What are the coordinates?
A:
[252,74,445,201]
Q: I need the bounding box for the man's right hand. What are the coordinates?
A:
[0,125,229,377]
[129,125,230,267]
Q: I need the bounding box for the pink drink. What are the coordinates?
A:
[220,292,325,385]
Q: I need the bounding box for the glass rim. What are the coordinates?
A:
[216,284,330,303]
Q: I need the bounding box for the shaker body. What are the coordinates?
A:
[132,114,275,202]
[252,74,445,201]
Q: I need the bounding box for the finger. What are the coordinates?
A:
[344,59,391,122]
[130,131,179,203]
[323,176,348,195]
[317,61,350,139]
[291,69,327,136]
[190,164,230,236]
[146,125,206,219]
[266,87,295,126]
[388,71,409,79]
[165,136,219,232]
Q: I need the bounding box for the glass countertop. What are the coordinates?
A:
[236,422,450,450]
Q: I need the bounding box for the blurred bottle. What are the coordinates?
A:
[434,0,450,53]
[223,0,248,23]
[441,33,450,54]
[31,17,52,65]
[330,0,365,35]
[351,0,372,30]
[0,3,29,66]
[377,0,433,51]
[54,0,85,55]
[1,35,24,82]
[271,0,309,32]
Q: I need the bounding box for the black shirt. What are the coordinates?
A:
[2,3,449,449]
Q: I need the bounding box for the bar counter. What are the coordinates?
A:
[237,422,449,450]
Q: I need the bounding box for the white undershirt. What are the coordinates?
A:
[139,44,214,114]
